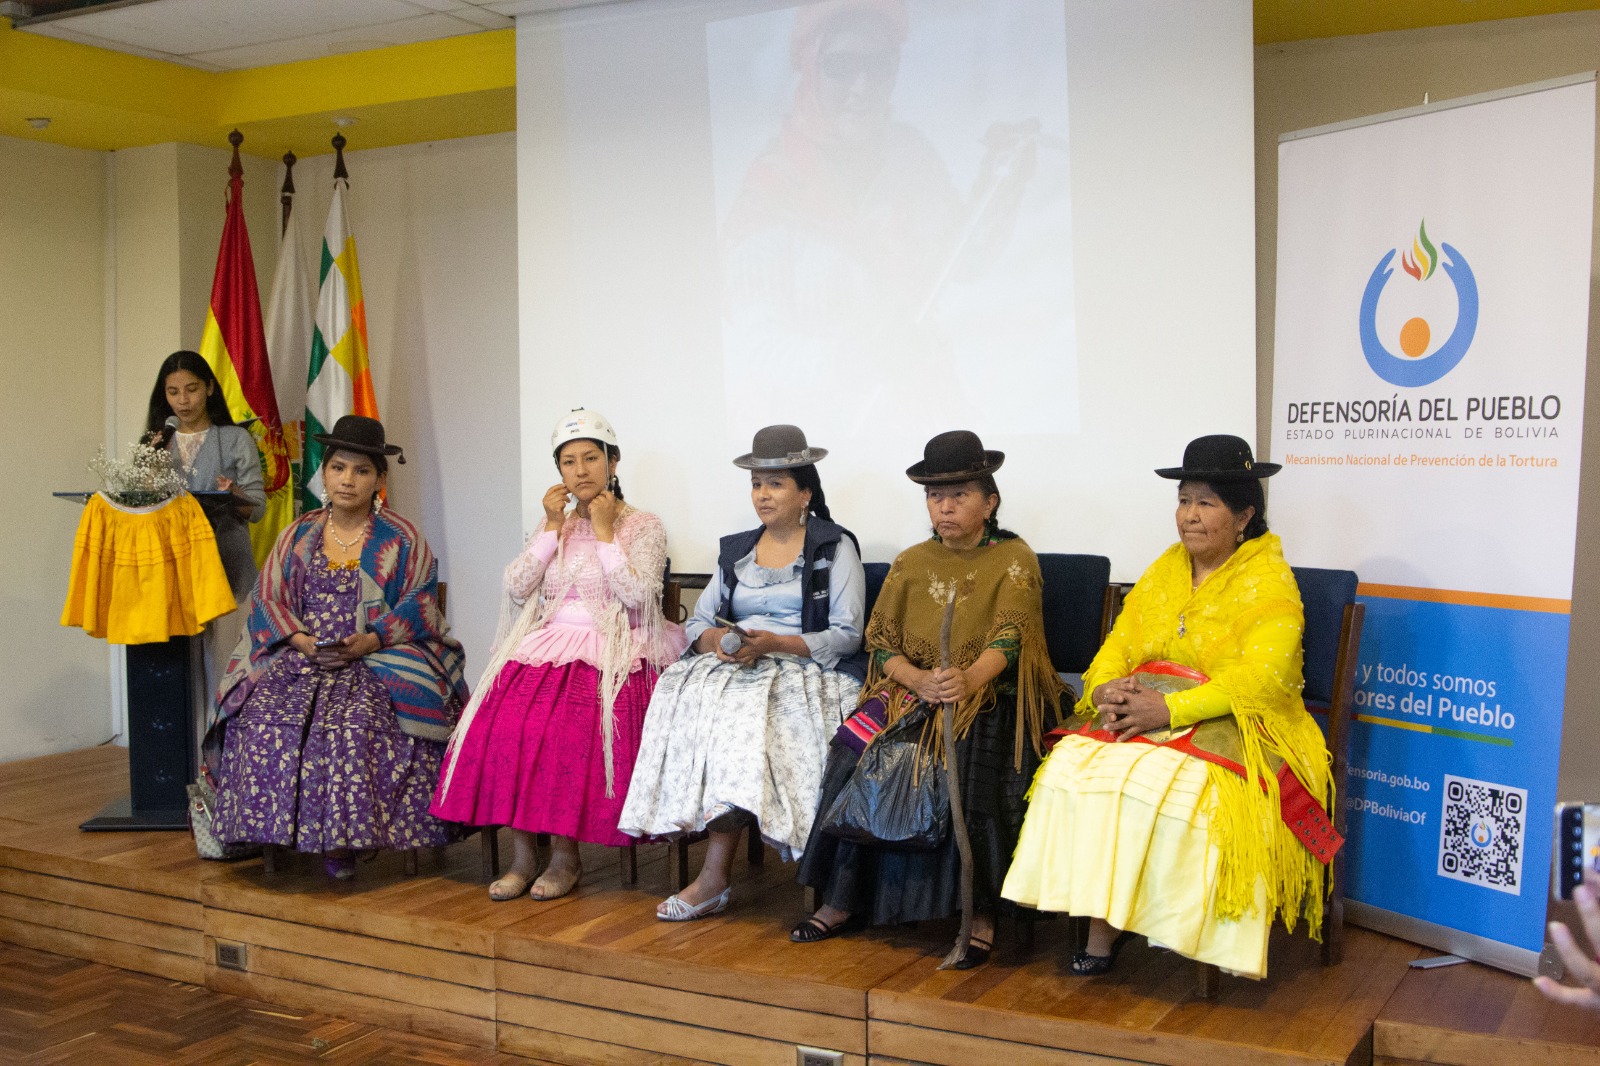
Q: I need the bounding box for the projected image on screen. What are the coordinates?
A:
[708,0,1076,443]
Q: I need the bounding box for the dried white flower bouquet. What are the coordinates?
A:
[89,440,186,507]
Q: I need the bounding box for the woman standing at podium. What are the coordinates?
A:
[207,416,468,880]
[143,350,265,600]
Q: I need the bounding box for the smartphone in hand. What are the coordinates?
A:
[1554,802,1600,898]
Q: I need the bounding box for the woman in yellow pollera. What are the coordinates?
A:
[1002,435,1341,979]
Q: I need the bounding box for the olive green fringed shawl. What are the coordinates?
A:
[860,537,1065,770]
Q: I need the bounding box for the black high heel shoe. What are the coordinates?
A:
[1070,929,1135,976]
[952,936,994,970]
[790,912,866,943]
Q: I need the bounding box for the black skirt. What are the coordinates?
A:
[795,694,1040,926]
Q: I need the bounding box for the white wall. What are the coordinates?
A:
[109,143,280,450]
[0,135,114,761]
[284,134,521,674]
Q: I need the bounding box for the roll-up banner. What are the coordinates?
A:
[1271,75,1596,975]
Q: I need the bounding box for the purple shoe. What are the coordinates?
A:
[323,853,356,881]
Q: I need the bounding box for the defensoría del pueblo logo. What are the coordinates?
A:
[1359,220,1479,387]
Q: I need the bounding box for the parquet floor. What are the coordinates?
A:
[0,941,539,1065]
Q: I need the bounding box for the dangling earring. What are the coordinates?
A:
[1236,530,1245,544]
[320,489,330,507]
[373,494,383,513]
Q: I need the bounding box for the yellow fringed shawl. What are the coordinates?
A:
[861,537,1065,770]
[1075,533,1334,938]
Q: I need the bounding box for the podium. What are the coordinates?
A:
[56,491,233,832]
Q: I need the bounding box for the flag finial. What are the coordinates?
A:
[331,133,348,181]
[280,151,297,235]
[228,129,243,180]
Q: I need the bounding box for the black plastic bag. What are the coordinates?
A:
[819,705,948,850]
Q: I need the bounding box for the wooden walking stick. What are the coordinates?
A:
[937,587,977,970]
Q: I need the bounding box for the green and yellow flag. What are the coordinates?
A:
[303,148,378,509]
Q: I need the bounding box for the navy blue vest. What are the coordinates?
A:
[716,517,867,682]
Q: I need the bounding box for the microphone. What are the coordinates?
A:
[149,415,178,448]
[719,631,744,655]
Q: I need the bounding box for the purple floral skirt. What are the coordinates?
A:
[212,653,453,852]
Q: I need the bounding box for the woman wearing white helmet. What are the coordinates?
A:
[432,409,687,901]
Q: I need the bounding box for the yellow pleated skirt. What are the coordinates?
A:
[60,493,237,645]
[1001,734,1271,978]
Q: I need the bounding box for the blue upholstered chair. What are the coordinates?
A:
[1035,553,1115,698]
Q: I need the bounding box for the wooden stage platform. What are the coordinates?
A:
[2,747,1596,1066]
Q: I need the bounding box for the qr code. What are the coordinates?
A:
[1438,774,1526,895]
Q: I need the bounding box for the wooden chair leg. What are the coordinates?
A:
[1323,850,1346,966]
[1196,961,1221,999]
[262,843,278,875]
[675,837,691,891]
[1017,908,1037,952]
[403,849,419,877]
[480,826,500,881]
[622,843,638,887]
[746,824,764,867]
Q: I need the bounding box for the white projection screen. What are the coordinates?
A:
[514,0,1255,576]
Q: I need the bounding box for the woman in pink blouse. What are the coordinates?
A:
[432,410,686,901]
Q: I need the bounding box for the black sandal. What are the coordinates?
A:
[952,936,994,970]
[1070,929,1135,976]
[790,913,862,943]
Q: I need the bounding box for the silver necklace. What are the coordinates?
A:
[327,515,370,553]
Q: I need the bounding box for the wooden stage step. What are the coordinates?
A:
[1,745,1588,1065]
[1375,957,1600,1065]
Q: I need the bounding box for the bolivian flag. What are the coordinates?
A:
[198,148,293,567]
[303,171,378,510]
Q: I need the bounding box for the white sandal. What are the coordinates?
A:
[656,887,731,922]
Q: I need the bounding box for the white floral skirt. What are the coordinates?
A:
[618,653,860,861]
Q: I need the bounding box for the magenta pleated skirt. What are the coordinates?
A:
[430,659,657,846]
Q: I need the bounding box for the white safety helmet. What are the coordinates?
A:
[550,408,618,457]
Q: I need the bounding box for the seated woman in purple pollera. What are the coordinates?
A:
[207,416,467,881]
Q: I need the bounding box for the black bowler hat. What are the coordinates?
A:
[906,430,1004,485]
[1155,434,1278,481]
[313,415,407,465]
[733,424,828,469]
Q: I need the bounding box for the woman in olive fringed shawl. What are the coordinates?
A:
[1002,435,1340,980]
[793,431,1064,968]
